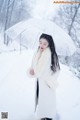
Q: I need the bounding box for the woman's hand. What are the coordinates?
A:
[30,69,35,75]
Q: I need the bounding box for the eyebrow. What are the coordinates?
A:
[39,40,47,43]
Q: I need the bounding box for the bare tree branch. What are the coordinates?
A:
[68,4,80,35]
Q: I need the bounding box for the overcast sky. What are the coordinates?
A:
[31,0,60,20]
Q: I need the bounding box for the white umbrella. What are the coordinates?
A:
[5,18,76,56]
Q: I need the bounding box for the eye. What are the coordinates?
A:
[44,43,47,45]
[40,42,42,44]
[44,42,47,45]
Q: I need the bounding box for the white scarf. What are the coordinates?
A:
[32,47,51,78]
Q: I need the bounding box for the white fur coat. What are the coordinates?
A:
[27,47,60,119]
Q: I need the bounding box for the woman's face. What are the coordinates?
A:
[39,38,49,51]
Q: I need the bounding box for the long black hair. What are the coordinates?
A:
[39,33,60,72]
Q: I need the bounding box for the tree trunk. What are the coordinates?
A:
[68,4,80,35]
[4,0,15,45]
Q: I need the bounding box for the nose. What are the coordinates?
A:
[40,44,43,47]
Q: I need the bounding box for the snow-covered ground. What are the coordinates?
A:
[0,50,80,120]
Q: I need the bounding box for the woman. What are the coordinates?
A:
[27,33,60,120]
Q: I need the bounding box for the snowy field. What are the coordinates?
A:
[0,49,80,120]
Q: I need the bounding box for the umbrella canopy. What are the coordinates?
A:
[5,18,76,56]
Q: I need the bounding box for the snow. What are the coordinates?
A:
[31,0,60,20]
[0,49,80,120]
[56,64,80,120]
[0,35,21,53]
[0,50,35,120]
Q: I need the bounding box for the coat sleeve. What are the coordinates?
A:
[45,70,60,89]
